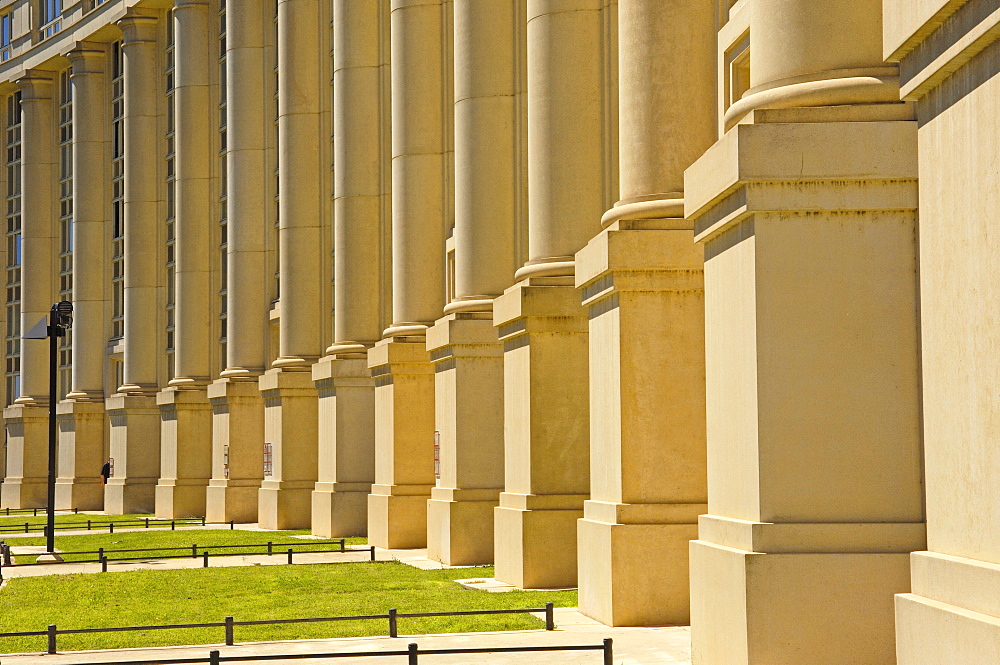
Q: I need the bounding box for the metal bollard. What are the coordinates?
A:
[202,516,206,526]
[101,555,108,573]
[370,546,375,562]
[171,520,175,531]
[47,624,57,654]
[340,539,345,553]
[407,643,418,665]
[203,551,209,568]
[224,616,234,646]
[109,523,114,533]
[33,508,38,517]
[210,650,221,665]
[545,602,555,631]
[603,638,613,665]
[87,519,91,531]
[388,608,398,638]
[145,518,149,529]
[193,544,198,558]
[287,549,293,565]
[23,522,28,533]
[230,520,234,530]
[267,541,272,556]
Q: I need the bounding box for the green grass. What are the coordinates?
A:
[7,529,367,564]
[0,563,576,652]
[0,513,155,525]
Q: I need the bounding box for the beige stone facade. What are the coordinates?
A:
[1,0,999,660]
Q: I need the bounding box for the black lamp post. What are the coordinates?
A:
[24,300,73,558]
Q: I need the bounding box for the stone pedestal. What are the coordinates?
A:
[426,313,504,566]
[105,394,161,514]
[312,355,374,538]
[575,219,706,626]
[257,368,317,530]
[493,278,589,589]
[685,111,924,665]
[205,377,264,524]
[155,388,212,518]
[367,337,435,550]
[1,404,49,508]
[55,400,106,510]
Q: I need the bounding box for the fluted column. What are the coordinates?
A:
[492,0,616,589]
[1,72,56,509]
[367,0,452,550]
[105,12,163,515]
[575,0,714,626]
[206,0,270,524]
[55,44,109,511]
[425,0,524,565]
[311,0,389,538]
[257,0,326,530]
[688,1,922,662]
[156,0,213,519]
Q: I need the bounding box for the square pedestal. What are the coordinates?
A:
[1,404,49,508]
[368,489,429,549]
[427,488,500,565]
[691,538,911,665]
[425,313,504,565]
[104,394,161,514]
[312,355,375,538]
[55,400,106,511]
[367,338,435,549]
[494,493,585,590]
[156,388,212,518]
[257,368,318,529]
[896,552,1000,665]
[205,377,264,524]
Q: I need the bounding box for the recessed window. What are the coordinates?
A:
[0,14,11,61]
[41,0,63,39]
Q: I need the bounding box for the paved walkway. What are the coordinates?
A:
[0,609,692,664]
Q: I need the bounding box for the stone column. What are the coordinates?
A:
[492,0,616,589]
[311,0,389,538]
[367,0,452,550]
[575,0,714,626]
[2,72,56,509]
[156,0,213,519]
[257,0,325,530]
[687,2,923,663]
[56,44,109,512]
[204,0,269,525]
[425,0,524,566]
[105,12,163,515]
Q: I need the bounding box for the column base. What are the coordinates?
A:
[427,488,500,565]
[896,551,1000,665]
[368,485,432,550]
[690,515,923,665]
[312,482,371,537]
[205,377,265,523]
[156,388,212,518]
[55,400,106,511]
[258,479,313,530]
[494,493,586,589]
[2,404,51,509]
[105,394,160,515]
[577,515,697,626]
[206,480,260,524]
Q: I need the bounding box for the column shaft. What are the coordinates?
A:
[576,0,715,626]
[367,0,453,550]
[156,0,214,519]
[57,45,110,512]
[258,0,327,529]
[312,0,390,537]
[206,0,271,524]
[105,12,163,515]
[426,0,525,565]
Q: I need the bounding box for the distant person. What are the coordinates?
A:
[100,459,111,486]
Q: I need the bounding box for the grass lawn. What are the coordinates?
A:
[0,562,577,652]
[6,529,367,564]
[0,513,154,525]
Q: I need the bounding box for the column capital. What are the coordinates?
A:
[16,70,54,100]
[66,42,107,74]
[118,12,159,45]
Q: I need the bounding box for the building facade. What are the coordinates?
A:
[0,0,997,662]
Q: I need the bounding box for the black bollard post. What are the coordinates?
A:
[225,616,234,646]
[101,554,108,573]
[603,638,613,665]
[210,650,220,665]
[545,602,554,630]
[388,609,398,638]
[47,624,57,654]
[407,643,418,665]
[203,551,209,568]
[287,548,293,565]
